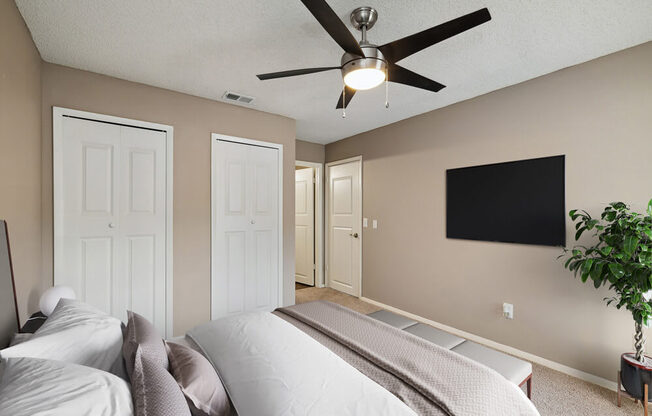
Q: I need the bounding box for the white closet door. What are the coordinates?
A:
[212,140,279,320]
[117,126,167,330]
[55,116,167,334]
[58,118,120,317]
[295,168,315,286]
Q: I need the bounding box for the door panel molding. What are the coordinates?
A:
[325,156,362,297]
[53,107,174,337]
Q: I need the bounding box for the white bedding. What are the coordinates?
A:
[188,312,417,416]
[0,299,123,373]
[0,356,133,416]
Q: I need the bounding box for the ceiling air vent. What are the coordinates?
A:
[222,91,255,105]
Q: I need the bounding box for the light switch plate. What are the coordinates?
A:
[503,303,514,319]
[363,218,368,228]
[372,219,378,229]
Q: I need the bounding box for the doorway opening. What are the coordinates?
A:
[295,161,324,292]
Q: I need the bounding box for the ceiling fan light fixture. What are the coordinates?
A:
[341,57,386,90]
[343,67,385,90]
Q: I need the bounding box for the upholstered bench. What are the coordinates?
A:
[368,309,418,329]
[404,323,465,349]
[368,309,533,399]
[452,341,532,398]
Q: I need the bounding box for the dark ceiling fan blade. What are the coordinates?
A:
[300,0,364,56]
[388,64,445,93]
[379,8,491,63]
[257,66,340,80]
[336,85,356,109]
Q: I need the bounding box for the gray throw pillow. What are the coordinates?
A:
[123,311,168,380]
[166,341,232,416]
[132,346,190,416]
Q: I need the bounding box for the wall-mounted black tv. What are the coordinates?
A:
[446,155,566,247]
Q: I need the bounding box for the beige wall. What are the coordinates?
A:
[0,0,43,321]
[41,63,296,335]
[326,42,652,381]
[296,139,325,163]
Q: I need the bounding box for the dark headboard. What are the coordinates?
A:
[0,220,20,348]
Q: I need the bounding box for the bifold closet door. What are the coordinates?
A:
[211,140,279,320]
[55,116,167,334]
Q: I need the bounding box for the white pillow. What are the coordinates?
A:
[0,356,133,416]
[0,298,123,372]
[8,333,32,347]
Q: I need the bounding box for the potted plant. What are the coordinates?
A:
[561,200,652,402]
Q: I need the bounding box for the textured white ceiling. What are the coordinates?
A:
[16,0,652,144]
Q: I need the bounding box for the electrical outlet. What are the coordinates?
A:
[363,218,368,228]
[503,303,514,319]
[372,219,378,229]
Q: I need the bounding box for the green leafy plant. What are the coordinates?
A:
[560,200,652,363]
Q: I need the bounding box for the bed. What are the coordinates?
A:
[0,221,538,415]
[188,301,539,416]
[1,304,538,415]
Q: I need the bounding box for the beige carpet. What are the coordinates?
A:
[296,287,640,416]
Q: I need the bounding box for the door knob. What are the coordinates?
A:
[350,232,359,238]
[108,223,116,229]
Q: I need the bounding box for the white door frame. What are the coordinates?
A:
[210,133,284,317]
[325,156,362,297]
[52,106,174,337]
[295,160,324,288]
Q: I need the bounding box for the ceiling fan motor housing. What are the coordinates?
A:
[341,45,387,89]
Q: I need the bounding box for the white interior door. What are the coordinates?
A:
[326,159,361,297]
[295,168,315,286]
[55,116,168,334]
[211,138,280,320]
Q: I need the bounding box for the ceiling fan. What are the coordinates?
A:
[256,0,491,111]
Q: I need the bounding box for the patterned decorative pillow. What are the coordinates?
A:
[123,311,168,380]
[166,341,232,416]
[131,346,190,416]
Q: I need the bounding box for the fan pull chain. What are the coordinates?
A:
[342,81,346,118]
[385,66,389,109]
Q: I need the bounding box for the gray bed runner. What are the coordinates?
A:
[275,301,538,416]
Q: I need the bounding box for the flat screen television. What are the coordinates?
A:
[446,155,566,246]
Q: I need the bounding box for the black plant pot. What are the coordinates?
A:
[621,353,652,401]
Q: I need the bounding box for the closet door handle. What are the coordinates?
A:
[350,232,358,238]
[108,223,116,229]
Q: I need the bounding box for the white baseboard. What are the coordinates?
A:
[359,296,617,391]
